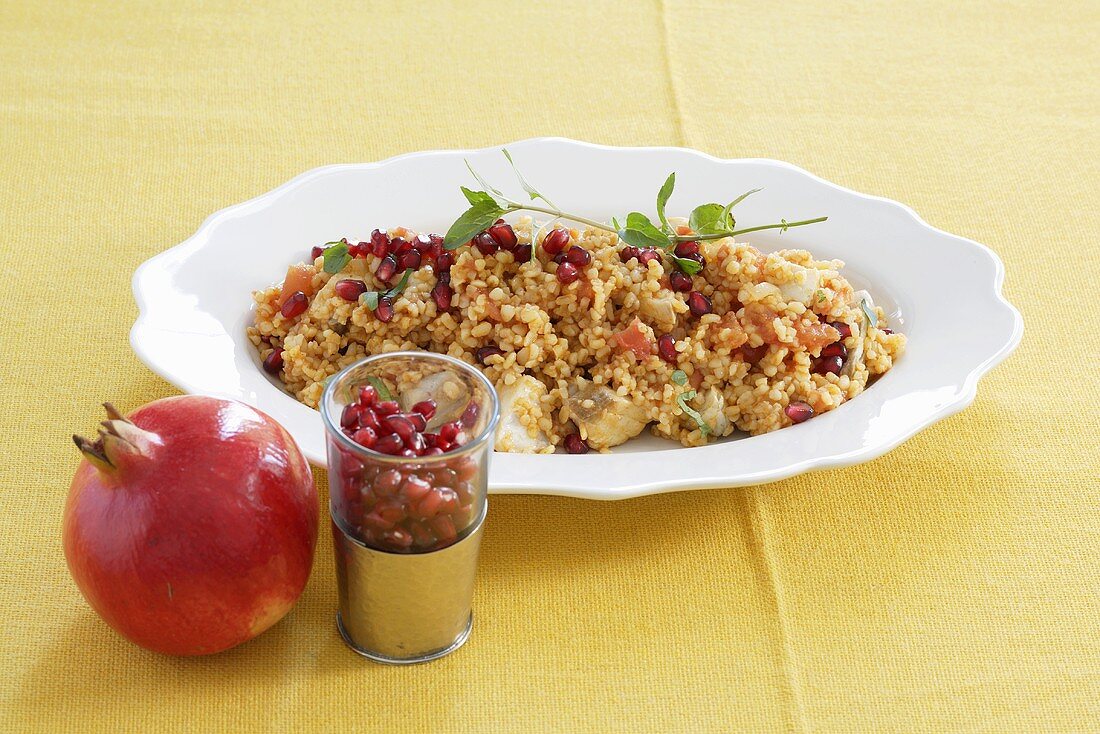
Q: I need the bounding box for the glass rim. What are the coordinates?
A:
[320,351,501,464]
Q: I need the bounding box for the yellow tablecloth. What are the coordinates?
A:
[2,1,1098,731]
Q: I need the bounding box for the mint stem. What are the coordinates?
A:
[505,202,825,244]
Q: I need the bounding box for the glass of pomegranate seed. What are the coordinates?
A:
[320,352,500,664]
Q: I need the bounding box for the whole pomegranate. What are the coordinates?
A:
[64,397,318,656]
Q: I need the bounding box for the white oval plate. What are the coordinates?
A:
[131,138,1022,499]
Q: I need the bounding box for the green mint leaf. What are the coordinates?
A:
[619,212,673,250]
[717,201,737,232]
[360,291,379,310]
[461,186,498,207]
[610,216,622,230]
[366,375,393,402]
[860,298,878,329]
[322,242,351,273]
[656,172,675,233]
[671,369,688,386]
[502,148,558,209]
[385,268,414,299]
[689,203,733,235]
[444,200,506,250]
[676,389,711,437]
[816,289,827,304]
[670,255,703,276]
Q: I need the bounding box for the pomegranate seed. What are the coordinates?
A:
[431,282,453,311]
[375,255,398,283]
[280,291,309,319]
[460,401,479,428]
[674,240,700,257]
[514,244,533,261]
[358,407,380,430]
[437,488,459,514]
[669,271,692,292]
[454,481,475,504]
[435,251,454,271]
[830,321,852,339]
[398,249,421,270]
[542,228,570,254]
[785,401,815,423]
[821,342,848,359]
[341,403,361,428]
[335,279,368,301]
[882,328,894,335]
[453,457,478,481]
[413,234,434,252]
[311,245,324,260]
[565,246,591,267]
[414,489,445,520]
[370,229,391,256]
[407,521,436,547]
[406,433,427,453]
[375,400,400,416]
[619,246,640,263]
[374,469,403,495]
[435,438,454,452]
[362,511,393,532]
[563,432,590,454]
[476,345,504,365]
[429,233,444,246]
[391,237,411,255]
[402,476,432,502]
[488,221,518,250]
[421,447,445,457]
[473,232,498,256]
[552,252,567,265]
[411,399,437,420]
[813,356,844,375]
[657,334,678,363]
[740,343,768,363]
[687,291,712,316]
[352,427,377,448]
[404,412,427,432]
[373,433,405,454]
[358,384,378,406]
[382,528,413,550]
[637,249,661,266]
[439,421,462,441]
[430,515,457,543]
[374,297,394,322]
[556,261,580,284]
[262,348,284,374]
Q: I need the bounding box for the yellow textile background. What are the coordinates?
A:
[2,1,1098,731]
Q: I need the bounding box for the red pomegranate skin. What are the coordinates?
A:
[63,397,318,656]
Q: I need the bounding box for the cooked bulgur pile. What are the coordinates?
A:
[248,217,905,453]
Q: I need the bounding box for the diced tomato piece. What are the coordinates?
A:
[279,264,315,306]
[794,318,840,352]
[612,317,653,361]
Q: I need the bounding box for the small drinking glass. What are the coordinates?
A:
[321,351,499,663]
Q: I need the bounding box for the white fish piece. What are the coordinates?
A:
[638,292,684,332]
[698,386,732,437]
[494,375,552,453]
[566,378,649,449]
[777,263,822,305]
[399,370,470,429]
[842,290,873,377]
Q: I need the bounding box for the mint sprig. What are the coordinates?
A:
[359,268,414,311]
[444,151,827,258]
